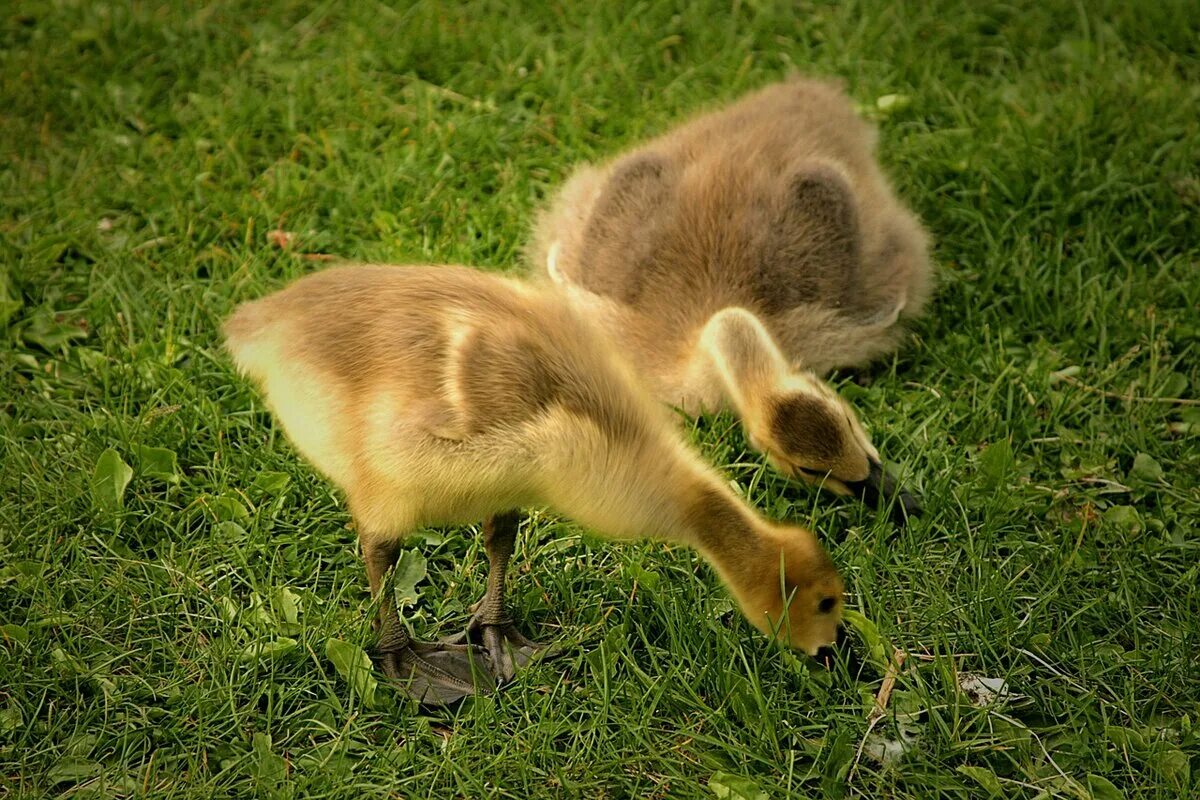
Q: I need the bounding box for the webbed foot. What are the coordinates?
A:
[444,615,552,682]
[375,640,496,706]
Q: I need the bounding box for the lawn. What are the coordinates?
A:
[2,1,1198,797]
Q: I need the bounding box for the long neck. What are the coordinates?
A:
[536,409,771,560]
[674,471,777,581]
[692,307,792,422]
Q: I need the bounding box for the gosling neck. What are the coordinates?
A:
[676,471,776,582]
[694,307,793,425]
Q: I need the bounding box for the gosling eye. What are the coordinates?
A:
[818,596,838,614]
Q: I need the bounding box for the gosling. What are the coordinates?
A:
[224,264,844,705]
[529,77,931,520]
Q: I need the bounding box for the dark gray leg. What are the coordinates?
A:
[448,511,549,681]
[361,537,494,705]
[477,511,521,625]
[362,539,410,656]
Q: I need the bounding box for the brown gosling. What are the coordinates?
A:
[223,264,844,705]
[528,76,931,520]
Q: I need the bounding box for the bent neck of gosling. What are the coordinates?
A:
[693,307,796,441]
[680,479,797,602]
[680,480,840,654]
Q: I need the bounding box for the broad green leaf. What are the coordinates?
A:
[889,688,926,718]
[1049,365,1082,385]
[1054,37,1097,64]
[64,731,98,757]
[0,623,28,645]
[1104,725,1148,753]
[392,550,427,608]
[586,626,626,683]
[240,637,299,664]
[213,521,248,540]
[0,700,22,736]
[272,587,302,634]
[991,717,1034,752]
[91,449,132,514]
[46,756,101,785]
[841,609,889,671]
[875,93,912,113]
[372,209,400,234]
[22,311,88,352]
[819,730,856,796]
[1128,453,1164,484]
[977,439,1014,489]
[252,732,287,789]
[0,561,42,589]
[416,529,445,546]
[1103,506,1143,535]
[208,494,249,521]
[75,347,107,371]
[253,471,291,495]
[90,674,119,700]
[629,564,661,590]
[1155,371,1188,399]
[217,596,239,625]
[1086,774,1125,800]
[325,638,379,709]
[294,744,355,778]
[839,382,870,401]
[273,587,301,626]
[708,770,768,800]
[69,774,140,796]
[0,268,21,328]
[136,444,179,482]
[1148,743,1189,786]
[50,647,85,678]
[957,765,1003,796]
[245,594,278,632]
[1029,632,1052,649]
[724,673,759,726]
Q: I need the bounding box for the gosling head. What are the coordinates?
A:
[728,526,844,656]
[749,375,921,522]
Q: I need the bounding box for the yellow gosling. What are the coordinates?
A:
[224,264,844,705]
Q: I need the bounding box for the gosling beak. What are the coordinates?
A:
[846,459,922,524]
[814,626,871,679]
[813,626,849,669]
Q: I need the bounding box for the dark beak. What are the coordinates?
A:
[814,625,850,667]
[846,459,922,524]
[814,626,874,680]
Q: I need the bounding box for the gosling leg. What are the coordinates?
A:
[447,510,550,682]
[362,536,495,705]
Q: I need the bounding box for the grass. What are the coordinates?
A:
[2,0,1198,797]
